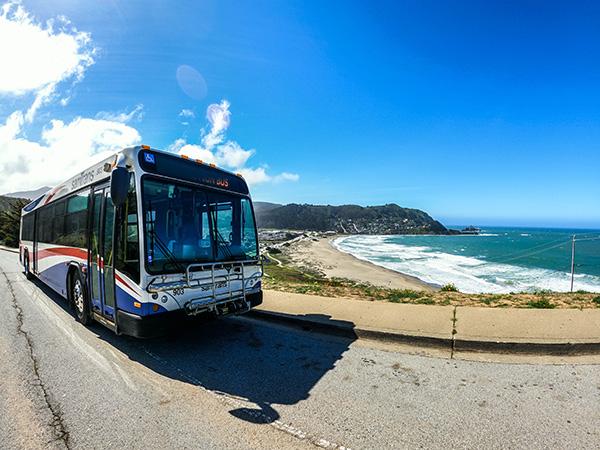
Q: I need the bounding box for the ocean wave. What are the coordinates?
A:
[333,235,600,294]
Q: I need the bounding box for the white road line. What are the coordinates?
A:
[4,252,350,448]
[142,348,350,449]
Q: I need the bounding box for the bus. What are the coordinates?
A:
[19,145,263,337]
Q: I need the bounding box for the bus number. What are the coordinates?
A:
[173,287,185,296]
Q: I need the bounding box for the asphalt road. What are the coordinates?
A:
[1,250,599,450]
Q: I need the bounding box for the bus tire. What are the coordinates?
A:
[71,272,91,325]
[23,253,33,280]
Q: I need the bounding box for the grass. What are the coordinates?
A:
[262,258,600,309]
[526,298,556,309]
[532,288,553,295]
[386,289,422,301]
[481,294,505,305]
[440,283,459,292]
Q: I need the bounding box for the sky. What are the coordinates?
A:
[0,0,599,228]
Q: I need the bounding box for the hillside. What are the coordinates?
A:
[253,201,282,215]
[0,195,28,213]
[4,186,51,200]
[255,203,449,235]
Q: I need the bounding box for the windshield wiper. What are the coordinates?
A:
[146,202,186,273]
[148,227,187,273]
[209,209,233,260]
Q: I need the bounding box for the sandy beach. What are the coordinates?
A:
[280,236,436,292]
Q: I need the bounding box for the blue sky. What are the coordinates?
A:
[1,1,599,228]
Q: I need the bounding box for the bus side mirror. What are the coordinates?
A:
[111,167,129,206]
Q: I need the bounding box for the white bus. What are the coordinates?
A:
[19,145,263,337]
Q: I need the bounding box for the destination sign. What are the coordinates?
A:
[138,150,249,195]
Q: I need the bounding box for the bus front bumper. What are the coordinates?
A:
[116,290,263,338]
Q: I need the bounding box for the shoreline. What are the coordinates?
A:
[280,234,436,292]
[329,236,439,291]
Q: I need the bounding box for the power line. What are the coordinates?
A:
[483,234,599,266]
[574,236,600,242]
[568,234,600,292]
[497,241,570,264]
[484,237,570,264]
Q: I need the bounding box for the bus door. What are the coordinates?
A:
[32,210,38,274]
[89,185,116,320]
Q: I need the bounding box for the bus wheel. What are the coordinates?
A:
[72,273,91,325]
[24,254,32,280]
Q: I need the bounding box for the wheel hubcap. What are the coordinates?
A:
[73,280,84,314]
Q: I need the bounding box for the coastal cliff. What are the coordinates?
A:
[254,202,449,235]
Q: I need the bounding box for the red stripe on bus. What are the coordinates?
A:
[115,272,137,295]
[36,247,88,261]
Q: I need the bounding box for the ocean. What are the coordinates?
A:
[333,227,600,294]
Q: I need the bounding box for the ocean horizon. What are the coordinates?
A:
[333,226,600,294]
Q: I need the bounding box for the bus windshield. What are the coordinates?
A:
[142,177,258,274]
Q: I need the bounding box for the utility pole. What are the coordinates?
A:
[570,235,576,293]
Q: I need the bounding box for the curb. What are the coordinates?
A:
[248,310,452,350]
[0,246,19,254]
[453,339,600,355]
[248,310,600,356]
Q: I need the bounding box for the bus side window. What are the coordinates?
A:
[21,214,34,241]
[63,191,90,248]
[53,199,66,244]
[38,205,53,243]
[115,174,140,283]
[240,198,257,258]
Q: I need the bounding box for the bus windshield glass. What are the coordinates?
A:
[142,177,258,273]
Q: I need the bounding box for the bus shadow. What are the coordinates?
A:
[29,275,356,425]
[104,313,356,425]
[30,276,74,315]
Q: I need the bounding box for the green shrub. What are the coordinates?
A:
[386,289,421,302]
[481,294,505,305]
[527,298,556,309]
[532,289,552,295]
[0,198,29,248]
[440,283,458,292]
[593,296,600,306]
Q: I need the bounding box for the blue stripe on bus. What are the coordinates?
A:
[38,261,168,316]
[115,284,167,316]
[38,262,69,298]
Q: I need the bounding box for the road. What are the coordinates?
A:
[0,250,599,449]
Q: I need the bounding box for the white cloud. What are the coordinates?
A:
[201,99,230,150]
[237,169,301,185]
[166,138,186,153]
[215,141,254,168]
[176,143,216,164]
[96,104,144,123]
[172,100,299,186]
[96,103,144,123]
[273,172,300,183]
[179,109,195,119]
[0,3,142,193]
[238,167,270,185]
[0,113,141,192]
[0,1,96,121]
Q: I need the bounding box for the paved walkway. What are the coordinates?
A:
[254,290,600,353]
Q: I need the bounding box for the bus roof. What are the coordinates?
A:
[22,145,250,214]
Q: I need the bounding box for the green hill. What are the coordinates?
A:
[254,203,449,235]
[0,195,27,213]
[0,195,29,247]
